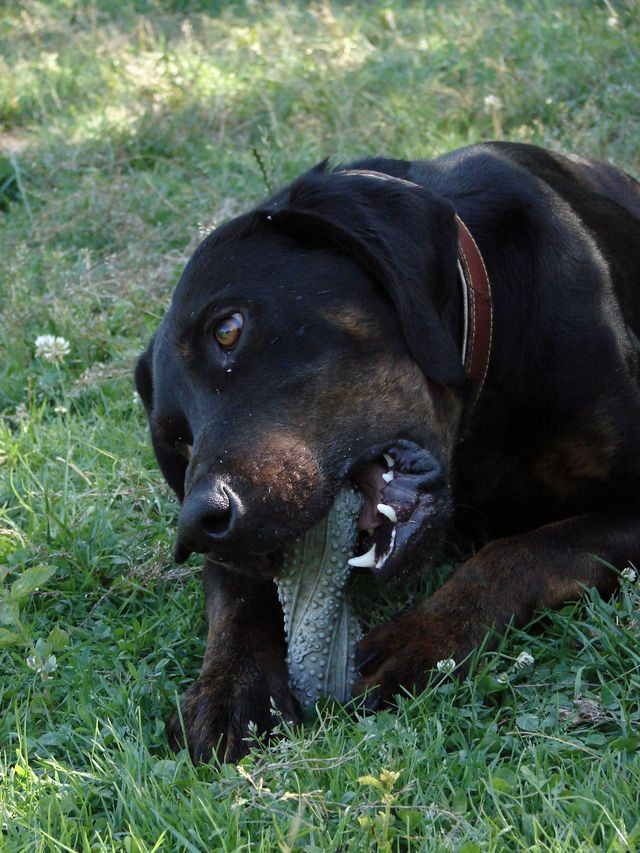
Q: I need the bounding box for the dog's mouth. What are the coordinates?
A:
[173,437,448,580]
[347,439,447,582]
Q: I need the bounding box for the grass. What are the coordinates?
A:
[1,0,639,849]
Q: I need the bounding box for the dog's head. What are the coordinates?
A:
[135,164,467,580]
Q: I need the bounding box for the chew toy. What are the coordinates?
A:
[275,487,363,708]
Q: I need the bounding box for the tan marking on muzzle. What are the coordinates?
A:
[318,352,463,468]
[247,431,325,510]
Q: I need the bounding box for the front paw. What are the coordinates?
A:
[353,607,459,711]
[166,659,301,764]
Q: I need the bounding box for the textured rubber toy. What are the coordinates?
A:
[276,487,363,708]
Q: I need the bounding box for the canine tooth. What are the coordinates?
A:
[382,471,394,483]
[348,543,377,568]
[376,503,398,523]
[383,453,395,468]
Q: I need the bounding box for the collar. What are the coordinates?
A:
[455,215,493,403]
[336,168,493,401]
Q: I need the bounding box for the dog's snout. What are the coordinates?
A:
[177,480,238,554]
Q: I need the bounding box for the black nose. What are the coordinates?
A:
[176,480,237,556]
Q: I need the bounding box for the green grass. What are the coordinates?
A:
[1,0,639,849]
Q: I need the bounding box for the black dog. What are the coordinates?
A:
[135,142,640,763]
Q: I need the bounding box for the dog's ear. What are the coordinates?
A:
[134,336,155,415]
[135,336,187,502]
[261,168,465,387]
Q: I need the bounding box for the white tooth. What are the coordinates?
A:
[381,471,394,483]
[376,503,398,523]
[383,453,395,468]
[375,528,397,569]
[348,543,377,568]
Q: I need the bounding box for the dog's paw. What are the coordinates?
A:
[166,658,301,764]
[352,607,460,711]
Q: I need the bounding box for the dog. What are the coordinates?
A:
[135,142,640,763]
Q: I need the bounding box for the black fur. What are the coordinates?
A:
[135,142,640,763]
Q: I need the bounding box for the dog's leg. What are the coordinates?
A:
[354,510,640,708]
[166,561,300,764]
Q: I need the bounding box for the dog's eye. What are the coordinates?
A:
[214,313,244,349]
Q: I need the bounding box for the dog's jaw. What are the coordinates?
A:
[348,439,451,581]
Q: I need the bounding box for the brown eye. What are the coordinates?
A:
[214,312,244,349]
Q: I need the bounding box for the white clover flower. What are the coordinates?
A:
[496,672,509,684]
[42,654,57,674]
[26,653,57,679]
[606,15,619,29]
[514,650,535,670]
[483,94,503,112]
[436,658,456,674]
[34,334,70,363]
[621,566,637,583]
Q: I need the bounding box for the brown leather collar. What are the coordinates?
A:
[455,215,493,402]
[336,168,493,401]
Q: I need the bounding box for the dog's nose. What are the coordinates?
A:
[177,480,237,554]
